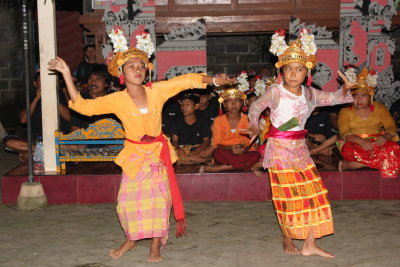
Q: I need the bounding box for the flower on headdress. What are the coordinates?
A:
[109,29,129,53]
[136,32,155,58]
[366,72,378,88]
[269,30,288,56]
[344,68,357,84]
[237,72,249,92]
[299,28,317,56]
[254,77,266,97]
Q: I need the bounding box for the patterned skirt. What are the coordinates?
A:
[268,164,334,239]
[117,157,172,246]
[341,139,400,178]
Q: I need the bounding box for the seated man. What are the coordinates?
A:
[170,92,212,165]
[70,64,118,131]
[2,71,70,167]
[205,87,260,172]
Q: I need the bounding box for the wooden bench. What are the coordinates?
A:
[55,118,125,173]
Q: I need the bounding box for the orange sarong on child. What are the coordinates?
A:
[268,164,334,239]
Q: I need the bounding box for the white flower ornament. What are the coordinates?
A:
[236,72,250,92]
[136,32,155,58]
[299,28,317,56]
[344,68,357,84]
[269,29,288,56]
[109,29,129,53]
[254,77,266,97]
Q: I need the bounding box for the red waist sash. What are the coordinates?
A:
[268,125,308,140]
[126,134,185,237]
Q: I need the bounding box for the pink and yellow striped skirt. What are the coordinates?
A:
[117,157,172,246]
[268,164,334,239]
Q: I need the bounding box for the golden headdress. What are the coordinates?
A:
[107,29,154,80]
[217,71,248,115]
[269,29,317,86]
[345,67,378,96]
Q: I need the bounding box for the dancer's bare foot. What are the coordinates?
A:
[109,239,136,259]
[301,230,334,258]
[148,238,162,263]
[301,243,334,258]
[283,236,300,255]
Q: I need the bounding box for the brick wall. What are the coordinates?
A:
[0,6,23,106]
[206,34,276,76]
[0,5,24,132]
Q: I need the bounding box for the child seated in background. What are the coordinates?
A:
[170,92,212,165]
[305,107,340,170]
[205,87,260,172]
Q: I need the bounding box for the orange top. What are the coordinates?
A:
[338,102,398,141]
[69,73,207,178]
[211,114,253,148]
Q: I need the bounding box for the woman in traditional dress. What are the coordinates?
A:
[247,29,355,257]
[48,29,235,262]
[338,67,400,178]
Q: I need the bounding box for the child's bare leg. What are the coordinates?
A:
[204,164,235,172]
[301,229,334,258]
[282,236,300,254]
[148,237,162,262]
[109,238,136,259]
[340,160,367,171]
[251,161,264,177]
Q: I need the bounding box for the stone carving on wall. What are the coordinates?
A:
[290,17,338,50]
[290,18,332,39]
[375,48,385,66]
[156,19,207,80]
[164,66,207,80]
[312,63,333,89]
[339,0,399,107]
[158,19,207,52]
[375,66,400,107]
[368,0,397,30]
[164,19,206,41]
[340,16,360,65]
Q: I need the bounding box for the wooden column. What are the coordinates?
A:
[37,0,58,172]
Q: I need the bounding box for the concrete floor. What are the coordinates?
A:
[1,148,400,267]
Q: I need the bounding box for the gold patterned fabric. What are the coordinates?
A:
[268,164,334,239]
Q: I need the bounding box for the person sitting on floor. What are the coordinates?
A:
[205,86,260,172]
[305,107,340,170]
[170,92,212,165]
[2,71,70,166]
[338,67,400,178]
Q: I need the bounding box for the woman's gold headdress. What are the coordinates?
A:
[345,67,378,98]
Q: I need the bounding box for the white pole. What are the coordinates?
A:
[37,0,58,172]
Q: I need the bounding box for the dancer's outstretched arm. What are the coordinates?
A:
[48,57,78,103]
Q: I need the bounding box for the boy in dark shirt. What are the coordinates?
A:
[193,87,219,125]
[170,93,212,164]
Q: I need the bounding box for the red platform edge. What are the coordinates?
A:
[2,171,400,204]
